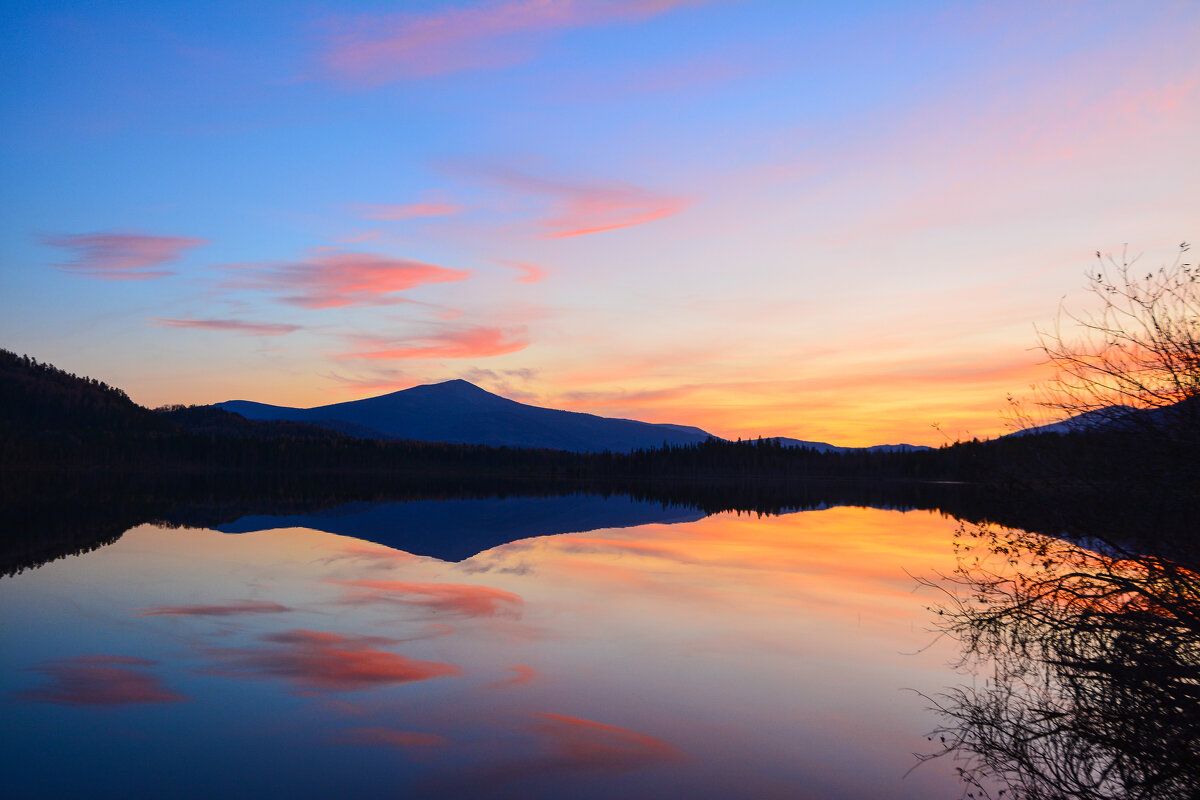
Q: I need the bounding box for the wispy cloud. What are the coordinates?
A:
[459,367,540,399]
[334,580,524,618]
[541,190,690,238]
[134,599,293,616]
[324,368,413,392]
[482,664,540,689]
[339,726,448,749]
[42,231,208,280]
[318,0,702,84]
[340,325,529,360]
[499,260,548,283]
[529,712,688,771]
[416,710,687,795]
[223,251,470,309]
[15,655,187,706]
[462,165,692,238]
[337,229,384,244]
[203,629,459,693]
[148,318,302,336]
[355,202,464,220]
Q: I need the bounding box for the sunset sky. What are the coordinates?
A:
[2,0,1197,445]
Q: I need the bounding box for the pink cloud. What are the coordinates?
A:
[339,726,448,749]
[134,599,293,616]
[500,261,548,283]
[224,251,470,309]
[204,629,459,692]
[42,231,208,280]
[461,165,692,238]
[16,655,187,706]
[542,195,690,238]
[340,325,529,360]
[334,580,524,618]
[147,318,302,336]
[356,202,464,220]
[319,0,701,84]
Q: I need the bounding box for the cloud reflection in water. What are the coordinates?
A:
[16,655,187,707]
[203,629,459,692]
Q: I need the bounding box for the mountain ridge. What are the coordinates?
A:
[216,379,715,453]
[215,379,933,454]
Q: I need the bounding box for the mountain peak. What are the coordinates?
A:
[215,377,717,452]
[411,379,493,397]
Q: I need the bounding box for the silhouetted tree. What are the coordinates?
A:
[1019,241,1199,438]
[916,244,1200,799]
[915,523,1200,800]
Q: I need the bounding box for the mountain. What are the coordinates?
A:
[216,379,716,453]
[767,437,931,454]
[1005,398,1199,439]
[1006,406,1141,437]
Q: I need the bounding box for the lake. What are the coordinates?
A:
[1,492,998,798]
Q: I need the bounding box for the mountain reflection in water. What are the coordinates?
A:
[3,477,1196,799]
[2,504,972,799]
[4,474,1152,578]
[215,495,707,561]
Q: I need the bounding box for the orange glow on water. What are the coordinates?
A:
[3,505,973,797]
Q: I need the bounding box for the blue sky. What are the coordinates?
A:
[3,0,1197,444]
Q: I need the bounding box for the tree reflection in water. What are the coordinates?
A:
[917,524,1200,800]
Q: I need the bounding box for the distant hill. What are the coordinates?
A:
[1005,398,1199,439]
[215,379,717,453]
[767,436,931,454]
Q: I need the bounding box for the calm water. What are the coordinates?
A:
[1,498,972,798]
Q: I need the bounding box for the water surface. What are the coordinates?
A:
[1,501,970,798]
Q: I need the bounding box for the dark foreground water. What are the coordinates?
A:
[0,492,985,799]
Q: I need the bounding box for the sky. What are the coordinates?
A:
[1,0,1197,446]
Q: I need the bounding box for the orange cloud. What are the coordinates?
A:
[42,231,207,280]
[319,0,701,84]
[339,325,529,360]
[537,344,1050,445]
[554,536,702,565]
[134,599,293,616]
[335,580,524,618]
[148,318,301,336]
[16,655,187,706]
[224,251,469,309]
[204,629,459,692]
[355,202,464,220]
[340,726,448,749]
